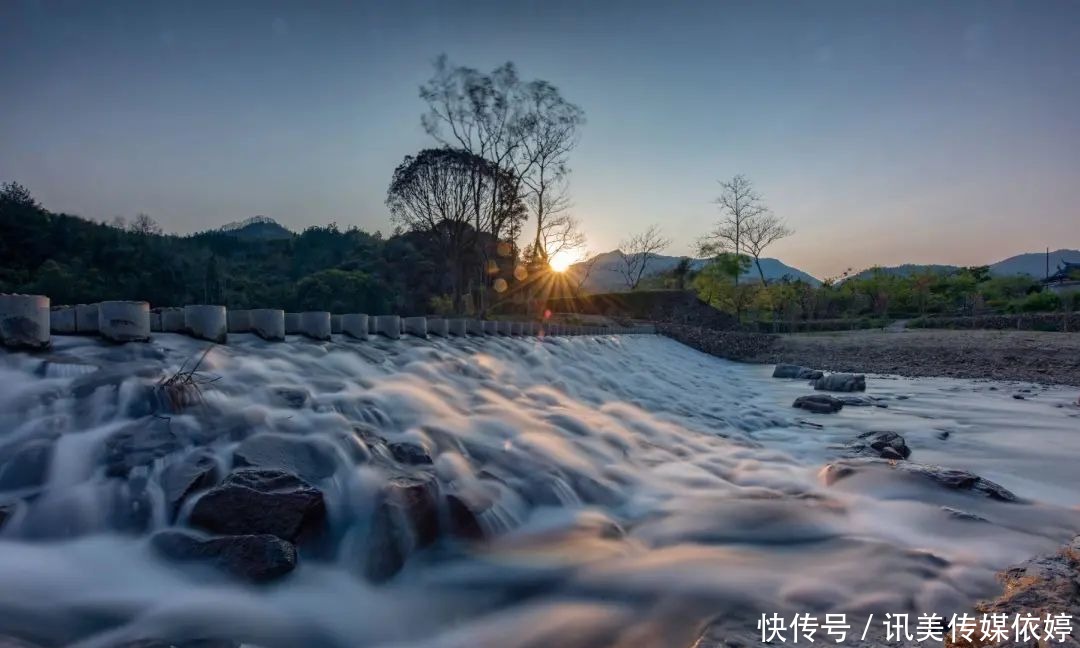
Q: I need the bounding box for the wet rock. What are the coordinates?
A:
[189,469,326,542]
[941,506,988,522]
[109,476,155,533]
[0,502,14,530]
[160,449,220,519]
[1012,393,1026,400]
[772,364,823,380]
[365,473,440,582]
[823,459,1020,502]
[845,431,911,460]
[793,394,844,414]
[233,433,339,481]
[388,441,433,465]
[151,529,296,583]
[814,373,866,392]
[446,485,501,541]
[0,436,55,491]
[270,386,309,409]
[103,422,183,477]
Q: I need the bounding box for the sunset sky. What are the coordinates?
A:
[2,0,1078,279]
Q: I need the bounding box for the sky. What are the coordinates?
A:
[2,0,1079,280]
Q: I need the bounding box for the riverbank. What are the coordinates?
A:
[661,325,1080,387]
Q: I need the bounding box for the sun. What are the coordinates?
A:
[548,250,580,273]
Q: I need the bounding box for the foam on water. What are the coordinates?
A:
[1,334,1078,647]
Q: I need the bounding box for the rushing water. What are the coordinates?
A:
[1,333,1078,647]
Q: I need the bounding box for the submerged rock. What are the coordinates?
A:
[772,364,823,380]
[189,469,325,542]
[152,529,296,583]
[941,506,988,522]
[0,436,55,491]
[814,373,866,392]
[793,394,844,414]
[270,386,310,409]
[365,473,440,582]
[233,433,340,481]
[0,503,14,530]
[823,459,1020,502]
[160,449,220,519]
[388,441,433,465]
[103,422,182,477]
[845,431,911,460]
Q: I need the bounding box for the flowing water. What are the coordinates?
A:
[1,333,1078,647]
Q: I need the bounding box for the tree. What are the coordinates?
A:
[743,212,792,285]
[672,257,692,290]
[616,225,671,290]
[0,181,40,210]
[699,174,769,285]
[130,213,163,236]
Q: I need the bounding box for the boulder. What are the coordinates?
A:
[0,436,55,491]
[823,459,1019,502]
[814,373,866,392]
[388,441,432,466]
[845,431,911,460]
[365,473,440,582]
[270,386,309,409]
[793,394,844,414]
[233,433,340,482]
[160,449,220,518]
[151,529,296,583]
[189,469,326,542]
[103,423,182,477]
[772,364,823,380]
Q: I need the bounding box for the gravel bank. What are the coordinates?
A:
[755,329,1080,387]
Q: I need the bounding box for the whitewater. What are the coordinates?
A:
[1,333,1078,647]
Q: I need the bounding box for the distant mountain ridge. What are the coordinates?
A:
[844,249,1080,282]
[567,251,819,293]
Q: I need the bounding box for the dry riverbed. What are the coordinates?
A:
[754,328,1080,388]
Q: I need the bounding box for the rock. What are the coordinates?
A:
[0,503,14,530]
[772,364,823,380]
[823,459,1020,502]
[446,487,499,541]
[793,394,844,414]
[814,373,866,392]
[1012,394,1026,400]
[845,431,911,460]
[388,441,433,465]
[233,433,340,481]
[941,506,988,522]
[839,395,876,406]
[160,449,220,519]
[0,436,54,491]
[189,469,326,542]
[103,422,182,477]
[270,386,309,409]
[365,474,440,582]
[151,529,296,583]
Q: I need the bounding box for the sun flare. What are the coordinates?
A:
[548,250,580,273]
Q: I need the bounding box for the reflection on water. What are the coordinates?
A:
[1,333,1078,647]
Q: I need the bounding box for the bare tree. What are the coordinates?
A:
[699,174,767,285]
[617,225,671,290]
[130,213,163,236]
[743,212,793,285]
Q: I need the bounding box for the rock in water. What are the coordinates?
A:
[845,431,911,460]
[233,433,340,481]
[793,394,844,414]
[822,459,1019,502]
[814,373,867,392]
[152,529,296,583]
[388,441,433,465]
[189,469,326,542]
[160,449,220,519]
[0,503,14,530]
[0,436,54,491]
[365,474,440,582]
[102,422,182,477]
[772,364,823,380]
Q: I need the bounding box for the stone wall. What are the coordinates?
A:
[657,324,777,362]
[909,311,1080,332]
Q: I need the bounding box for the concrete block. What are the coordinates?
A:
[50,306,77,334]
[483,321,498,335]
[184,305,227,343]
[0,293,50,350]
[250,309,285,341]
[160,307,185,332]
[426,318,448,337]
[98,301,151,343]
[466,319,484,335]
[511,322,524,336]
[76,303,100,334]
[497,321,512,336]
[373,315,401,339]
[149,311,162,332]
[342,314,368,339]
[403,316,428,338]
[447,319,466,336]
[300,311,331,341]
[331,314,342,334]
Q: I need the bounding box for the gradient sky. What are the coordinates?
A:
[2,0,1079,279]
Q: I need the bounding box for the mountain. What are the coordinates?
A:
[567,251,820,293]
[846,264,959,282]
[989,249,1080,278]
[219,216,293,241]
